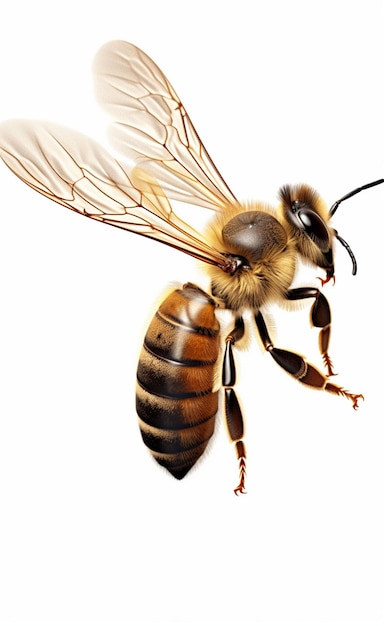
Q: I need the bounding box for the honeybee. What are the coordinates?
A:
[0,41,382,494]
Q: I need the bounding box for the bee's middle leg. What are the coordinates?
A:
[254,310,363,409]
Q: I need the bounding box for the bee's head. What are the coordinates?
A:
[279,184,337,281]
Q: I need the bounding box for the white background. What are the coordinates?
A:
[0,1,383,625]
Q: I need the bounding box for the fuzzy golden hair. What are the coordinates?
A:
[205,201,298,311]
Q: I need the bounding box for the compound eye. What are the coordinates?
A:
[280,185,331,252]
[294,206,330,251]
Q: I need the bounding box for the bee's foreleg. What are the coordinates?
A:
[286,287,335,376]
[222,316,247,495]
[255,310,363,409]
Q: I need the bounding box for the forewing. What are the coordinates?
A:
[0,119,229,268]
[93,40,238,211]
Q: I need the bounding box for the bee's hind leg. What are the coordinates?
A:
[222,316,247,495]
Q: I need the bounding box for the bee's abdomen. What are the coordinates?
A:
[136,283,220,479]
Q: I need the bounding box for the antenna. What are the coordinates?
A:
[329,179,384,217]
[330,178,383,274]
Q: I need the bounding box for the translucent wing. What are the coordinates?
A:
[0,119,232,270]
[93,40,238,211]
